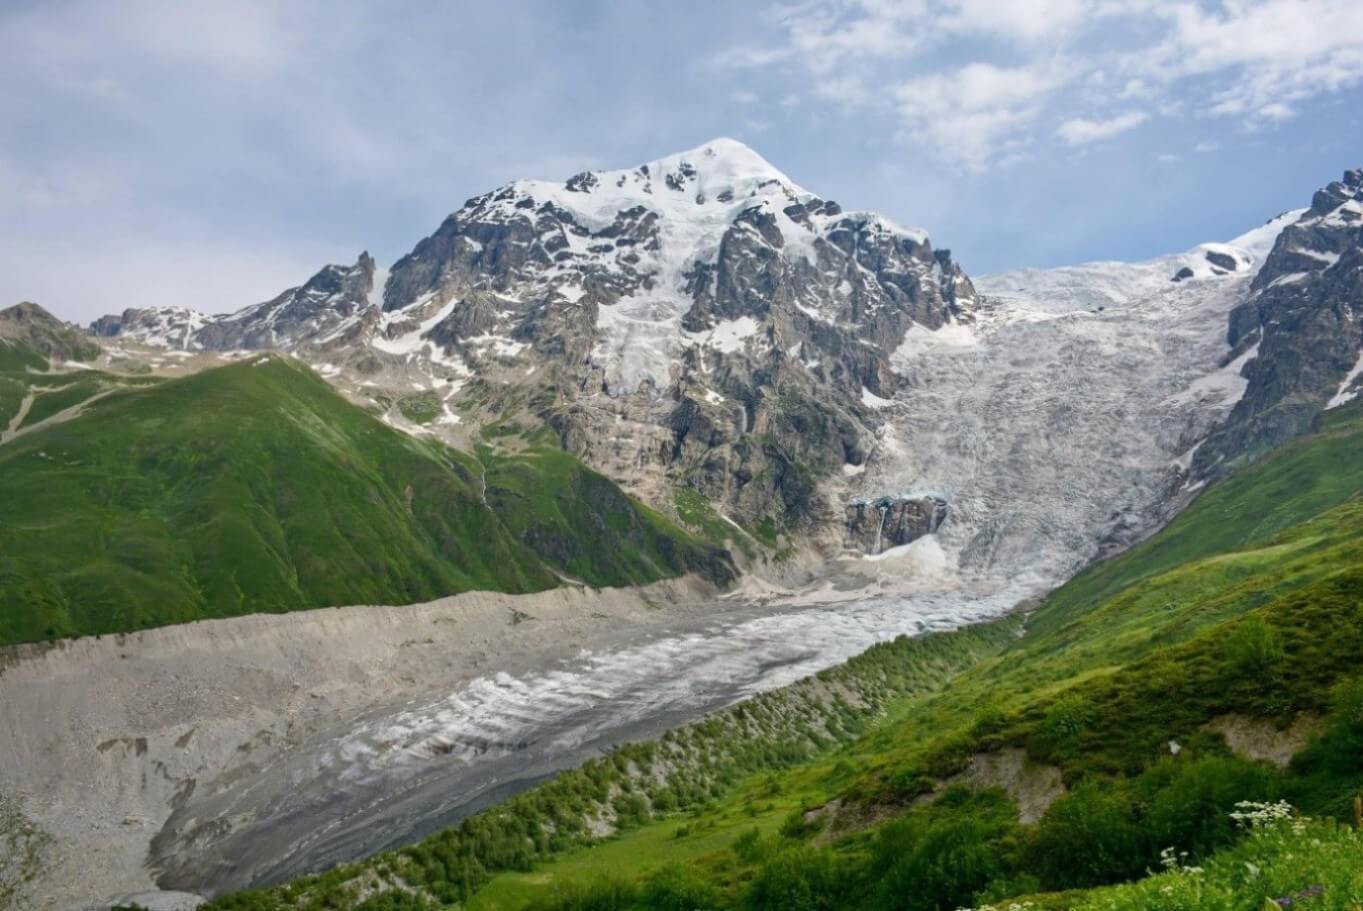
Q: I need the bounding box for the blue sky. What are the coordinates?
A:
[3,0,1361,322]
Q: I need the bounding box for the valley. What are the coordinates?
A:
[1,145,1361,911]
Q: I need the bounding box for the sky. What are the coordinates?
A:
[2,0,1361,323]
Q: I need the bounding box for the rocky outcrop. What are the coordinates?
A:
[0,302,100,362]
[1195,169,1363,477]
[844,495,948,555]
[90,254,379,353]
[196,253,378,351]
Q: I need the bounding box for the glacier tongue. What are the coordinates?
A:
[861,232,1285,587]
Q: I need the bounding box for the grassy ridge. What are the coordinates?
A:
[205,402,1363,910]
[0,351,732,645]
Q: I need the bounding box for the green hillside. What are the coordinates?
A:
[0,349,733,645]
[209,401,1363,911]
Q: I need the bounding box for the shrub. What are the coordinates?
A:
[526,875,640,911]
[1330,675,1363,732]
[1224,617,1285,678]
[353,892,436,911]
[1139,755,1281,860]
[1026,780,1146,889]
[745,846,849,911]
[641,863,720,911]
[732,826,765,863]
[869,788,1019,911]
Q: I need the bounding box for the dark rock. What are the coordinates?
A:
[1204,250,1239,271]
[1195,168,1363,478]
[844,495,948,555]
[0,301,101,361]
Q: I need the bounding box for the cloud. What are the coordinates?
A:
[719,0,1363,166]
[894,60,1072,167]
[730,89,760,104]
[1056,110,1151,145]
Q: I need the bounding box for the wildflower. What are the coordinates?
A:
[1230,800,1295,828]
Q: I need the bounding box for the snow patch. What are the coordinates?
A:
[861,386,894,409]
[1326,349,1363,409]
[891,320,979,371]
[691,317,762,354]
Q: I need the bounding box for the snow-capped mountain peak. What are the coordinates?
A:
[552,137,811,211]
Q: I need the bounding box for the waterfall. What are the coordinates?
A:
[928,501,945,534]
[873,503,889,555]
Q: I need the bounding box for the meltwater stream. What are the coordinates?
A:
[153,583,1027,897]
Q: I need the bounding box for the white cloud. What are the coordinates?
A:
[719,0,1363,166]
[1155,0,1363,123]
[1057,110,1150,145]
[730,89,760,104]
[893,60,1072,168]
[8,0,301,78]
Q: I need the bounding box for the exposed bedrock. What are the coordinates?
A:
[844,494,948,555]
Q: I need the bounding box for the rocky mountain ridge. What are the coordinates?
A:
[77,152,1363,580]
[87,139,979,555]
[1194,168,1363,476]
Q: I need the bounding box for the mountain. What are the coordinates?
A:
[79,149,1363,589]
[90,254,380,351]
[11,146,1363,911]
[0,345,731,645]
[0,301,100,363]
[91,139,976,550]
[1195,168,1363,475]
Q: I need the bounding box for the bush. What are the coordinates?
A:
[353,892,436,911]
[1139,755,1281,860]
[1039,695,1095,752]
[869,788,1019,911]
[526,875,640,911]
[1331,675,1363,732]
[641,864,720,911]
[1026,780,1147,889]
[732,826,765,863]
[1224,617,1285,678]
[745,846,850,911]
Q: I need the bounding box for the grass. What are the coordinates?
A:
[485,446,735,587]
[397,391,443,425]
[0,350,732,645]
[671,487,757,559]
[1061,815,1363,911]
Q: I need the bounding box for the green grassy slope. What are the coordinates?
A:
[208,402,1363,911]
[0,352,732,645]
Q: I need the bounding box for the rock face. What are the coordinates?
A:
[0,301,100,362]
[91,255,379,352]
[1195,169,1363,477]
[365,140,977,532]
[844,495,948,555]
